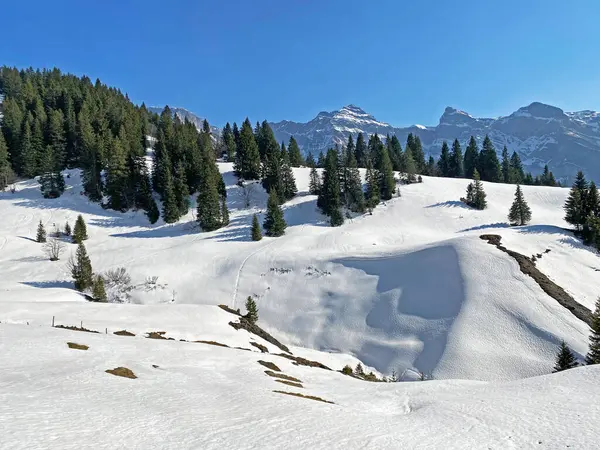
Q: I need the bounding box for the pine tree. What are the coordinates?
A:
[463,136,479,179]
[72,214,88,244]
[354,133,367,167]
[161,163,180,224]
[508,185,532,226]
[64,222,71,236]
[263,189,286,237]
[309,167,321,195]
[235,119,261,180]
[92,275,108,302]
[36,220,47,243]
[564,171,588,231]
[437,141,450,177]
[365,158,380,209]
[585,298,600,365]
[317,149,342,216]
[251,214,262,241]
[509,151,525,184]
[280,142,298,201]
[344,150,366,213]
[288,136,304,167]
[478,135,501,182]
[553,341,578,372]
[220,196,229,226]
[448,139,464,178]
[71,242,94,292]
[245,296,258,324]
[501,146,510,183]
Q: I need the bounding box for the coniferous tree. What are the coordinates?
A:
[524,172,534,185]
[448,139,464,178]
[586,182,600,218]
[509,151,525,184]
[235,119,261,180]
[245,296,258,324]
[251,214,262,241]
[36,220,47,243]
[196,153,223,231]
[72,214,88,244]
[478,135,501,182]
[374,138,395,200]
[39,145,65,198]
[501,146,510,183]
[564,171,588,231]
[437,141,450,177]
[387,135,403,172]
[316,151,325,168]
[71,242,94,292]
[78,102,103,202]
[365,158,380,209]
[280,142,297,201]
[105,135,129,211]
[161,164,180,224]
[411,135,426,174]
[508,185,532,226]
[426,156,436,176]
[0,132,12,190]
[463,136,479,179]
[309,167,321,195]
[464,169,487,210]
[92,275,108,302]
[263,189,286,237]
[585,298,600,365]
[329,206,345,227]
[64,222,71,236]
[261,123,284,196]
[222,122,236,162]
[317,149,342,216]
[20,115,37,177]
[173,161,190,216]
[403,151,417,183]
[553,341,578,372]
[305,151,316,168]
[354,133,367,168]
[287,136,303,167]
[220,196,229,226]
[344,150,366,213]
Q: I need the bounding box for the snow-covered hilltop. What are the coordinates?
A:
[270,102,600,183]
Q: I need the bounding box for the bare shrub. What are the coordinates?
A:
[43,238,66,261]
[242,182,256,208]
[104,267,132,286]
[103,267,133,303]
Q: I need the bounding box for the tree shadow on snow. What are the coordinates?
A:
[426,200,473,210]
[460,222,510,233]
[18,236,38,243]
[20,280,73,289]
[333,245,466,375]
[516,224,573,236]
[109,220,200,239]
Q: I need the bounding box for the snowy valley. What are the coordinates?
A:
[2,163,600,449]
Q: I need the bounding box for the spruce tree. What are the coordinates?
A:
[72,215,88,244]
[146,198,160,224]
[64,222,71,236]
[344,150,366,213]
[509,151,525,184]
[222,122,237,162]
[365,158,380,209]
[553,341,578,372]
[305,151,316,168]
[173,161,190,216]
[235,119,261,180]
[92,275,108,302]
[448,139,464,178]
[288,136,304,167]
[411,136,426,174]
[263,189,286,237]
[464,169,487,210]
[196,166,222,232]
[105,135,129,211]
[586,181,600,218]
[0,132,12,190]
[329,207,345,227]
[585,298,600,365]
[463,136,479,179]
[355,133,367,167]
[71,242,94,292]
[317,149,342,216]
[374,138,395,201]
[161,164,180,224]
[404,151,417,183]
[508,185,532,226]
[479,135,501,182]
[564,171,588,231]
[309,167,321,195]
[245,296,258,324]
[387,135,403,172]
[36,220,47,243]
[437,141,450,177]
[260,122,284,195]
[220,196,229,226]
[501,146,510,183]
[280,143,298,201]
[251,214,262,241]
[426,156,436,177]
[316,151,325,168]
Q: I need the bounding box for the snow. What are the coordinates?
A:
[1,165,600,447]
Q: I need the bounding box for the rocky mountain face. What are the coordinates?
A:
[270,103,600,183]
[148,106,221,136]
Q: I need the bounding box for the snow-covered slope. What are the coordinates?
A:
[270,103,600,183]
[0,165,597,383]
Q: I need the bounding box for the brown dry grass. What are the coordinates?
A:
[273,390,334,404]
[66,342,89,350]
[274,379,303,388]
[258,360,281,371]
[194,340,230,348]
[113,330,135,336]
[146,331,174,340]
[250,342,269,353]
[55,324,99,334]
[105,367,137,379]
[276,353,331,370]
[264,370,302,383]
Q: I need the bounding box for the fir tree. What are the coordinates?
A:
[316,151,325,168]
[354,132,367,168]
[251,214,262,241]
[105,135,129,211]
[365,158,380,209]
[235,119,261,180]
[437,141,450,177]
[36,220,47,243]
[173,161,190,216]
[464,169,487,210]
[374,138,396,201]
[309,167,321,195]
[39,145,65,198]
[161,163,180,224]
[478,135,501,182]
[508,185,532,226]
[426,156,436,176]
[404,151,417,183]
[146,198,160,224]
[501,146,510,183]
[463,136,479,179]
[222,122,236,162]
[64,222,71,236]
[245,296,258,324]
[263,189,286,237]
[260,121,284,195]
[305,151,316,168]
[509,151,525,184]
[564,171,588,231]
[411,135,426,174]
[220,196,229,226]
[585,298,600,365]
[0,132,12,190]
[387,135,403,172]
[71,242,94,292]
[448,139,464,178]
[553,341,578,372]
[586,181,600,218]
[344,150,366,213]
[72,214,88,244]
[196,163,222,232]
[280,142,298,201]
[92,275,108,302]
[288,136,304,167]
[317,149,342,216]
[329,207,345,227]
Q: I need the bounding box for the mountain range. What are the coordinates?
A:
[151,103,600,183]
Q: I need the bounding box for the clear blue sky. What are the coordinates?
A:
[2,0,599,127]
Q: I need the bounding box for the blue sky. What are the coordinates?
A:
[2,0,599,127]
